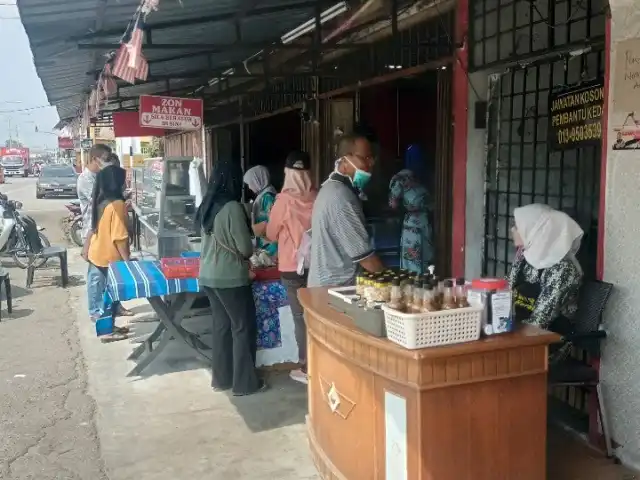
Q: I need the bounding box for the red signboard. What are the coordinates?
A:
[113,111,165,138]
[139,95,203,131]
[58,137,74,149]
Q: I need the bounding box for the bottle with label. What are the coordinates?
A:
[441,280,457,310]
[455,278,469,308]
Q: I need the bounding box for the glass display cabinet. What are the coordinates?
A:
[131,156,200,258]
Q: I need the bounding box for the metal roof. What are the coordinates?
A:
[17,0,325,125]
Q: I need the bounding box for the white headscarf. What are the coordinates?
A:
[514,204,584,272]
[244,165,271,194]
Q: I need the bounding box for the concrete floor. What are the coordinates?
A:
[70,259,318,480]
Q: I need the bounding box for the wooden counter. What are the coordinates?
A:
[298,287,561,480]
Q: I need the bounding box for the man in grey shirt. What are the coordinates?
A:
[77,143,112,256]
[307,133,385,287]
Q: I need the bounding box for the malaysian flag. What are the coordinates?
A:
[102,64,118,96]
[126,27,143,69]
[136,55,149,81]
[111,43,136,84]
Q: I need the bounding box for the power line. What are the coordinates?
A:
[0,105,55,114]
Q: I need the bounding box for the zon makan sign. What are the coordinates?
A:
[139,95,203,131]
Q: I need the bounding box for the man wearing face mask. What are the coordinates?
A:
[307,133,385,288]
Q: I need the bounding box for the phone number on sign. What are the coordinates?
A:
[556,122,602,145]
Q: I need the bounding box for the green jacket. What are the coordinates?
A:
[199,201,253,289]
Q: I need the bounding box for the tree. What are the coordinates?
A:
[4,139,23,148]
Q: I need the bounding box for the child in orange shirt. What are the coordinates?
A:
[87,165,131,342]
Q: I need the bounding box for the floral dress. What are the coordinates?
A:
[388,169,433,274]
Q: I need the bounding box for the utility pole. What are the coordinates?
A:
[7,117,12,148]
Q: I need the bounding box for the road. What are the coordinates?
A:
[0,177,106,480]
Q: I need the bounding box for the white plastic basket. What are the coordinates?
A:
[381,304,483,349]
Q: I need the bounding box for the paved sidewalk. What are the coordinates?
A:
[0,254,107,480]
[68,254,317,480]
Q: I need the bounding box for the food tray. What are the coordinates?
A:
[381,304,483,349]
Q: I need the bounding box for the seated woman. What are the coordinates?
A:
[243,165,277,257]
[388,144,433,274]
[508,204,584,334]
[196,160,266,396]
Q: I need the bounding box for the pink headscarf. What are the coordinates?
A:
[281,167,315,200]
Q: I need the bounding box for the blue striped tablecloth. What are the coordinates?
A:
[106,259,288,350]
[107,260,200,302]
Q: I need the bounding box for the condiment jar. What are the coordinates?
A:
[455,277,469,308]
[408,279,422,313]
[420,282,436,312]
[388,278,403,311]
[441,279,457,310]
[400,277,413,305]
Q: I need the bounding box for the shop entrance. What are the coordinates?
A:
[355,68,453,275]
[245,110,302,190]
[482,50,604,280]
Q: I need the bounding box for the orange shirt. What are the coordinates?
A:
[88,200,129,268]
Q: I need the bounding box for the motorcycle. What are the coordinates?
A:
[0,195,50,269]
[64,200,83,247]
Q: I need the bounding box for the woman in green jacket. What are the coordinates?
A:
[196,160,266,396]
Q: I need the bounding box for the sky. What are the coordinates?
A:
[0,2,60,149]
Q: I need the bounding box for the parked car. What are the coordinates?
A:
[36,165,78,199]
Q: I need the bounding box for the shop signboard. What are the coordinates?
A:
[548,80,604,151]
[139,95,203,131]
[81,138,93,149]
[58,137,74,149]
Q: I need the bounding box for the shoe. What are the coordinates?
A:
[116,306,135,317]
[289,369,308,385]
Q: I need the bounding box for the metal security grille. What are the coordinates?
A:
[483,48,604,279]
[469,0,606,70]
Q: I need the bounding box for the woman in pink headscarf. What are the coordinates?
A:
[266,150,317,384]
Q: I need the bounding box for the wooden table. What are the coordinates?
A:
[298,287,561,480]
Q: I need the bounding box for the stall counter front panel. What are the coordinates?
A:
[299,287,560,480]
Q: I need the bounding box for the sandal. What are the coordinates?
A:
[100,332,129,343]
[114,326,130,335]
[116,307,135,317]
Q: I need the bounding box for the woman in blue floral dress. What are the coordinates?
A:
[388,144,433,274]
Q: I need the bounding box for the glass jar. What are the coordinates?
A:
[421,282,436,312]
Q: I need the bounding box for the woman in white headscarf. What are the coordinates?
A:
[244,165,277,256]
[508,204,584,331]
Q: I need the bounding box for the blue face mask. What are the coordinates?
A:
[345,157,372,190]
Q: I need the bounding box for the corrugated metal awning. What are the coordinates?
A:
[17,0,329,126]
